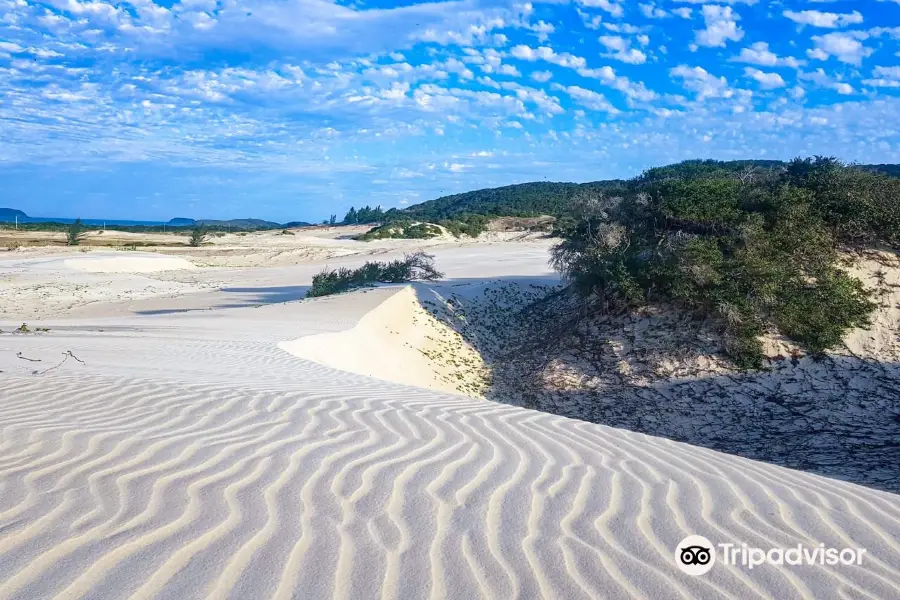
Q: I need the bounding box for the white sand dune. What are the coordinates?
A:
[1,247,899,599]
[62,254,196,273]
[279,285,488,397]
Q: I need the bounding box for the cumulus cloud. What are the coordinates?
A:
[694,5,744,48]
[862,65,900,88]
[783,10,863,29]
[808,32,873,65]
[576,0,624,18]
[558,85,619,113]
[732,42,804,68]
[799,68,857,94]
[510,45,587,69]
[744,67,786,89]
[639,3,668,19]
[598,35,647,64]
[670,65,734,100]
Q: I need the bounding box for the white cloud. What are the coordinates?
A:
[672,8,693,19]
[732,42,804,68]
[510,45,587,69]
[862,65,900,88]
[576,9,603,30]
[598,35,647,64]
[530,70,552,83]
[695,5,743,48]
[808,32,873,65]
[799,68,856,94]
[529,20,555,42]
[639,3,668,19]
[576,0,624,18]
[744,67,786,89]
[559,85,619,113]
[783,10,863,29]
[670,65,734,100]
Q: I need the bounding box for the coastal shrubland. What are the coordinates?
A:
[551,157,897,368]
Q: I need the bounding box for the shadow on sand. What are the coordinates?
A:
[414,277,900,495]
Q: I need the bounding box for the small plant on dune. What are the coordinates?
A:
[188,226,208,247]
[307,252,443,298]
[66,218,86,246]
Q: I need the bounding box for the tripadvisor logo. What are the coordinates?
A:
[675,536,867,576]
[676,535,716,576]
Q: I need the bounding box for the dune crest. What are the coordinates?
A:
[280,285,488,397]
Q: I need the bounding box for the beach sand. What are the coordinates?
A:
[1,236,898,599]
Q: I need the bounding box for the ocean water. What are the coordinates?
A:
[1,216,169,226]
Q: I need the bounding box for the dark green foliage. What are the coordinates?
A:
[66,218,85,246]
[357,221,443,241]
[437,214,490,237]
[342,205,385,224]
[552,157,896,368]
[188,227,208,247]
[784,156,900,246]
[307,252,443,298]
[390,181,627,224]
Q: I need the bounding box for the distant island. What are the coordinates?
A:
[0,208,27,219]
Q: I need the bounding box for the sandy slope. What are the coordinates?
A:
[280,285,488,398]
[1,245,899,599]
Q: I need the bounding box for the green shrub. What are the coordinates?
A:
[307,252,443,298]
[67,219,86,246]
[551,157,892,368]
[188,227,208,247]
[356,221,443,241]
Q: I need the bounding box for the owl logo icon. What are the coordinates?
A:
[676,535,716,576]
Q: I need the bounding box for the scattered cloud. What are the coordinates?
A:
[0,0,898,218]
[808,32,873,65]
[783,10,864,29]
[732,42,804,68]
[744,67,786,89]
[694,5,744,49]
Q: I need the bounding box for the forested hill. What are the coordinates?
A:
[390,180,626,221]
[383,159,899,223]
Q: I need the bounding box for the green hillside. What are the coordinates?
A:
[384,159,899,223]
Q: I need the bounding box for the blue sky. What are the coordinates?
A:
[1,0,899,222]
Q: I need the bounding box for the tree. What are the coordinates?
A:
[67,218,86,246]
[329,214,337,225]
[189,226,208,247]
[343,207,358,224]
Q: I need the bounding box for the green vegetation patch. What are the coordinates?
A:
[356,222,444,241]
[307,252,443,298]
[551,157,895,369]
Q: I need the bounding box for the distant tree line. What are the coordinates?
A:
[342,205,386,225]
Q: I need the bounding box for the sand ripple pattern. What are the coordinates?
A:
[1,372,898,600]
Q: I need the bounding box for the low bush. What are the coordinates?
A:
[356,222,443,241]
[307,252,443,298]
